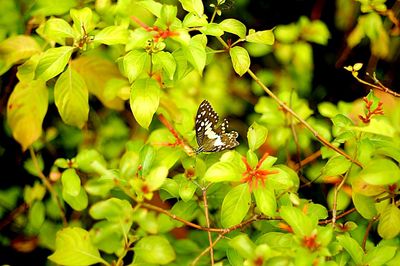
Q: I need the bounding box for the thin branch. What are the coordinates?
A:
[202,188,214,265]
[362,215,379,251]
[295,150,321,171]
[158,114,196,156]
[352,72,400,97]
[246,68,363,168]
[318,208,356,225]
[29,147,67,226]
[191,234,224,266]
[0,203,28,231]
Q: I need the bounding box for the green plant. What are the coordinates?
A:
[1,0,400,265]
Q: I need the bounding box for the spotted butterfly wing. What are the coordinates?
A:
[195,100,239,153]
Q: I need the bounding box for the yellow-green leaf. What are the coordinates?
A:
[7,80,48,150]
[0,35,41,75]
[220,19,247,38]
[246,29,275,45]
[48,227,106,265]
[35,46,74,81]
[94,26,129,45]
[229,46,250,76]
[54,66,89,128]
[221,184,251,228]
[130,78,160,129]
[378,205,400,239]
[179,0,204,16]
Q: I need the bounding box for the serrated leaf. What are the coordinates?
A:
[123,49,149,83]
[229,46,250,76]
[54,66,89,128]
[221,184,251,228]
[253,186,276,216]
[179,0,204,16]
[336,234,364,264]
[7,80,48,151]
[130,78,160,129]
[134,236,176,264]
[358,159,400,185]
[35,46,74,81]
[247,122,268,151]
[152,51,176,80]
[246,29,275,45]
[48,227,105,265]
[220,19,247,38]
[378,205,400,239]
[61,168,81,197]
[94,26,128,45]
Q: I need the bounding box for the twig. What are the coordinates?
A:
[191,234,224,266]
[0,203,28,231]
[352,71,400,97]
[158,114,195,156]
[29,147,67,226]
[202,188,214,265]
[295,150,321,171]
[318,208,356,225]
[362,215,379,251]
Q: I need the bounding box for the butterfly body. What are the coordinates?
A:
[195,100,239,153]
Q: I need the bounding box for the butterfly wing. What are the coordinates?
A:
[195,100,219,147]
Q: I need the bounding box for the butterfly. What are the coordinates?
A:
[195,100,239,153]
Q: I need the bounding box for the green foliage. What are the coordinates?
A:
[1,0,400,265]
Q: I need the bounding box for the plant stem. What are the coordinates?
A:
[29,146,67,226]
[202,188,214,265]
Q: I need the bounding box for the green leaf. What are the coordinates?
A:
[253,186,276,216]
[221,184,251,228]
[203,161,241,182]
[54,66,89,128]
[123,49,149,83]
[134,235,176,264]
[280,206,316,236]
[76,149,107,174]
[378,205,400,239]
[336,234,364,264]
[70,7,95,35]
[170,200,198,226]
[219,19,247,38]
[94,26,129,45]
[147,166,168,191]
[300,19,330,45]
[352,192,377,219]
[84,176,115,196]
[179,0,204,16]
[318,102,339,118]
[90,221,125,254]
[62,186,88,211]
[182,36,206,75]
[247,122,268,151]
[90,198,134,222]
[40,18,77,44]
[229,234,256,259]
[178,177,197,202]
[160,4,177,25]
[200,23,224,36]
[119,151,140,179]
[130,78,160,129]
[182,12,208,28]
[327,188,351,211]
[28,201,46,231]
[48,227,106,265]
[363,245,397,266]
[358,159,400,185]
[152,51,176,80]
[137,0,162,17]
[322,156,351,177]
[7,80,48,151]
[61,168,81,197]
[0,35,41,75]
[229,46,250,76]
[35,46,74,81]
[246,29,275,45]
